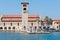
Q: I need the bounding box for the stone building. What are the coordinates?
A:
[52,18,60,30]
[0,2,50,32]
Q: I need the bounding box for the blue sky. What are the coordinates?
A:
[0,0,60,19]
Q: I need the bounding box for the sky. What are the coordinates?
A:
[0,0,60,19]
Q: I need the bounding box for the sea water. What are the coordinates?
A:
[0,32,60,40]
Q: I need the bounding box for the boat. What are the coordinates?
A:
[27,30,50,34]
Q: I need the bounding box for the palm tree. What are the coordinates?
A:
[44,16,53,25]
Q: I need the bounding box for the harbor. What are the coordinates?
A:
[0,0,60,40]
[0,32,60,40]
[0,2,60,34]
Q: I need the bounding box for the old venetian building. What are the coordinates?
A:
[0,2,50,32]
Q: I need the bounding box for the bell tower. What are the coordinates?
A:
[21,2,29,31]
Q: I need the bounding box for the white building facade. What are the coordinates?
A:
[52,19,60,30]
[0,2,50,32]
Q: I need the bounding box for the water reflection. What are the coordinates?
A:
[0,32,60,40]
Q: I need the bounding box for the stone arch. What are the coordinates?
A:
[4,27,7,30]
[8,27,11,30]
[43,26,46,29]
[0,27,3,30]
[12,27,15,30]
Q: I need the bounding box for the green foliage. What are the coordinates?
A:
[44,16,53,24]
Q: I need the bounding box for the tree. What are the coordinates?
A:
[49,18,53,24]
[44,16,49,21]
[44,16,53,24]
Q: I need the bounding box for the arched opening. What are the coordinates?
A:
[23,8,26,10]
[39,27,42,30]
[47,27,49,28]
[0,27,3,29]
[43,27,46,29]
[39,27,41,29]
[4,27,7,30]
[13,27,15,29]
[8,27,11,29]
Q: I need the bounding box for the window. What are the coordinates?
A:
[17,23,19,26]
[8,27,11,29]
[4,23,5,26]
[23,4,26,7]
[23,8,26,10]
[13,27,15,29]
[24,26,26,30]
[34,26,37,30]
[0,27,3,29]
[31,22,33,26]
[11,23,12,26]
[57,26,58,28]
[4,27,7,29]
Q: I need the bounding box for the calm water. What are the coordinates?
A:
[0,32,60,40]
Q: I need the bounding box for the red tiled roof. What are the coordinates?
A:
[1,14,40,22]
[53,18,60,22]
[2,14,39,18]
[2,14,22,18]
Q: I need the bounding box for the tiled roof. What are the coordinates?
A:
[2,14,39,18]
[1,14,41,22]
[53,18,60,22]
[53,18,60,21]
[2,14,22,18]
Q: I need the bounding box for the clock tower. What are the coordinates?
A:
[21,2,29,31]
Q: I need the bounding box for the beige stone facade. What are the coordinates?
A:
[52,18,60,30]
[0,2,51,32]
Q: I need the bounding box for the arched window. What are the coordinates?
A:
[11,23,12,26]
[24,26,26,30]
[34,26,37,30]
[4,23,5,26]
[17,23,19,26]
[23,8,26,10]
